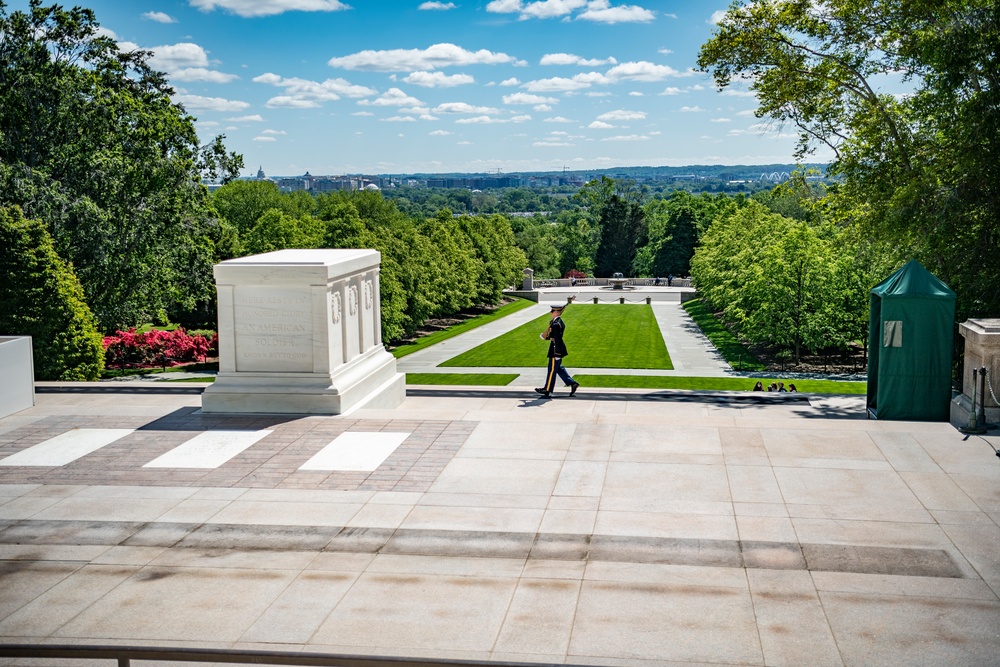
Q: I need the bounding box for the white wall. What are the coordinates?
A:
[0,336,35,418]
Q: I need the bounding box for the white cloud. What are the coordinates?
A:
[721,89,757,97]
[521,0,588,20]
[523,59,684,93]
[265,96,318,109]
[328,43,516,71]
[534,103,552,111]
[457,140,473,145]
[456,115,505,124]
[710,117,731,123]
[226,114,264,122]
[434,102,500,114]
[140,42,241,83]
[679,105,705,112]
[382,116,417,122]
[709,9,727,24]
[534,141,574,146]
[499,77,521,86]
[578,2,655,24]
[453,113,530,124]
[736,109,756,116]
[657,48,673,55]
[252,135,277,142]
[522,75,601,92]
[485,0,522,12]
[429,130,453,135]
[262,129,287,134]
[404,71,475,87]
[358,88,424,107]
[351,111,374,116]
[169,68,239,83]
[601,134,649,141]
[190,0,351,18]
[596,109,645,121]
[487,0,653,22]
[174,94,250,112]
[254,73,376,108]
[142,11,176,23]
[585,92,612,97]
[543,116,574,122]
[148,42,209,69]
[418,1,457,8]
[629,91,643,96]
[540,53,617,66]
[588,120,615,128]
[606,61,679,82]
[503,92,558,105]
[659,86,683,95]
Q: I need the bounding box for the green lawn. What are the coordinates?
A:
[574,374,866,394]
[390,298,535,358]
[681,298,765,371]
[439,304,673,369]
[405,373,517,386]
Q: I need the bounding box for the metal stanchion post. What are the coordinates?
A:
[977,367,988,430]
[961,366,987,434]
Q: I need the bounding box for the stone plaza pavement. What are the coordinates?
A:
[1,384,999,666]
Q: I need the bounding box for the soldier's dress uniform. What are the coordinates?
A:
[536,305,580,398]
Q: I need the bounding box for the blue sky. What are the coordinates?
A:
[23,0,821,176]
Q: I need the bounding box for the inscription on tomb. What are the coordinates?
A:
[233,287,313,372]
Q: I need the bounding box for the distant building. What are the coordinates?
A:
[256,165,266,180]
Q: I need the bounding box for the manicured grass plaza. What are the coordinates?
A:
[439,304,673,369]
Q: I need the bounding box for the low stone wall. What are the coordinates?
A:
[533,277,693,288]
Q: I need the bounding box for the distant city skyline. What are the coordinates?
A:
[23,1,863,175]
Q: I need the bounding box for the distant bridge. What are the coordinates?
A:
[759,171,791,182]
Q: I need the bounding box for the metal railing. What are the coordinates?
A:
[0,645,589,667]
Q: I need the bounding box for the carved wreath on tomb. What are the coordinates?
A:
[330,292,342,324]
[363,279,374,311]
[348,285,359,316]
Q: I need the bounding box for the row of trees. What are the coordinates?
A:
[513,182,736,280]
[690,183,895,363]
[210,180,526,343]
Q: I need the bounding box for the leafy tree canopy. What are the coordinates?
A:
[698,0,1000,318]
[0,0,242,330]
[0,206,104,380]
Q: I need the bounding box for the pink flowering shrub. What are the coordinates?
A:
[103,328,218,369]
